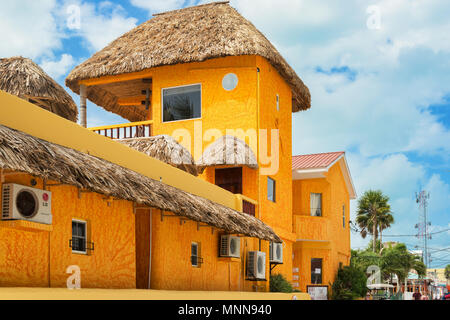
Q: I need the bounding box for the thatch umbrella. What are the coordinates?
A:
[0,56,78,122]
[197,135,258,173]
[118,135,198,176]
[65,1,310,121]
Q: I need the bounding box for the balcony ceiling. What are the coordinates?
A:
[86,78,152,121]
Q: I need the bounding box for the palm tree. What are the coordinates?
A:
[378,212,395,244]
[356,190,393,252]
[380,243,426,292]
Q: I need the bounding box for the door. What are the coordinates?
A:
[135,209,151,289]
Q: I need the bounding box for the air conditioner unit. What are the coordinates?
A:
[219,235,240,258]
[1,183,52,225]
[269,242,283,264]
[246,251,266,280]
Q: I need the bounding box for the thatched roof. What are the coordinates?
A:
[0,57,78,122]
[118,135,198,176]
[65,1,310,121]
[0,125,280,242]
[197,135,258,172]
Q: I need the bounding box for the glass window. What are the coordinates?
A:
[343,204,346,228]
[162,84,201,122]
[72,220,87,253]
[311,258,323,284]
[222,73,238,91]
[310,193,322,216]
[267,177,276,202]
[276,94,280,111]
[191,242,199,267]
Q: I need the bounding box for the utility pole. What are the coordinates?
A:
[415,190,431,268]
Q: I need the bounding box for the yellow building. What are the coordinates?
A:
[0,89,279,290]
[0,2,355,295]
[292,152,356,296]
[63,2,310,292]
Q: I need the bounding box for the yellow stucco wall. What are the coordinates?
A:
[150,211,270,292]
[256,56,295,282]
[149,55,258,161]
[0,55,301,292]
[292,159,351,293]
[146,55,296,289]
[0,174,136,288]
[0,90,238,211]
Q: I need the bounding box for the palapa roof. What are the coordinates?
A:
[197,135,258,172]
[65,1,310,121]
[118,135,198,176]
[0,57,78,122]
[0,124,280,242]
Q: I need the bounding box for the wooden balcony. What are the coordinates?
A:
[88,120,153,140]
[293,215,329,242]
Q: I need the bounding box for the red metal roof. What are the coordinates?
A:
[292,152,345,170]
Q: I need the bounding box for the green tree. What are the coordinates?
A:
[356,190,393,252]
[269,274,295,293]
[380,243,426,289]
[331,265,368,300]
[378,213,394,244]
[351,249,380,273]
[445,264,450,280]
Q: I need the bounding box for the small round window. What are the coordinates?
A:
[222,73,238,91]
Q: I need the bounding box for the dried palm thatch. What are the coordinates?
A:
[0,125,280,242]
[118,135,198,176]
[197,135,258,173]
[0,57,78,122]
[65,1,310,121]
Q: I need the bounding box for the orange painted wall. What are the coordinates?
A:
[293,242,332,294]
[0,174,136,288]
[0,54,299,291]
[149,55,258,161]
[256,56,294,282]
[146,55,295,290]
[292,159,351,292]
[150,209,269,292]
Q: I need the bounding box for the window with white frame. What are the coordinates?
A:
[162,84,201,122]
[191,242,200,267]
[310,193,322,217]
[72,219,87,254]
[267,177,276,202]
[276,94,280,111]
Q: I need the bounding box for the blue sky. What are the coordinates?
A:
[1,0,448,267]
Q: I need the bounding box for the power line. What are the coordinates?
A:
[381,228,450,238]
[428,247,450,252]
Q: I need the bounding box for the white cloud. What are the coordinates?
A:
[0,0,63,59]
[425,174,450,221]
[348,153,449,249]
[349,153,426,199]
[40,54,75,80]
[230,0,450,250]
[60,1,138,52]
[230,0,450,160]
[130,0,196,15]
